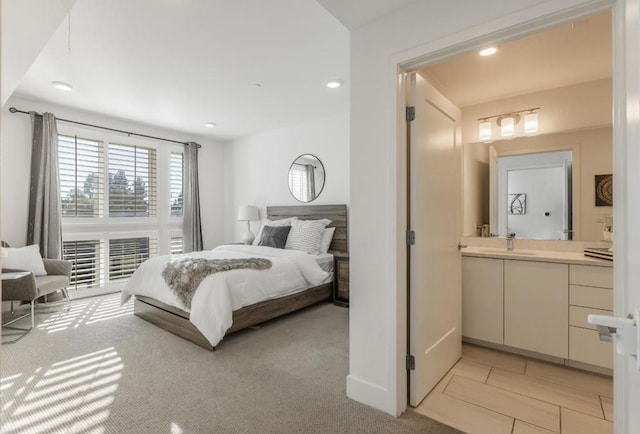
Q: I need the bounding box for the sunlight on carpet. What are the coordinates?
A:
[1,347,123,434]
[37,293,134,333]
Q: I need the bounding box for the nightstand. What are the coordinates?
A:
[333,251,349,307]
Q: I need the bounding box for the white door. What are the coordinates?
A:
[588,2,640,432]
[408,72,462,406]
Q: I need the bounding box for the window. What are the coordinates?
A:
[63,240,103,289]
[288,165,309,202]
[108,237,157,281]
[108,144,157,217]
[170,152,183,216]
[59,136,104,217]
[170,236,184,255]
[58,134,184,293]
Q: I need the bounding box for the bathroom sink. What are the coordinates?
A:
[478,249,536,256]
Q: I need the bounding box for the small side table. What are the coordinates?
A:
[333,251,349,307]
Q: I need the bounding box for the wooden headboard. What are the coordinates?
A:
[266,204,348,253]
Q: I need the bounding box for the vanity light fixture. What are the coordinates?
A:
[477,107,540,141]
[52,81,73,91]
[327,79,343,89]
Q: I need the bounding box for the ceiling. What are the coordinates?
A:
[420,11,612,108]
[316,0,416,30]
[12,0,350,142]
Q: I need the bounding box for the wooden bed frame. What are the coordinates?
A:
[133,204,348,350]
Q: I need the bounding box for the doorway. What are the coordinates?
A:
[404,7,616,430]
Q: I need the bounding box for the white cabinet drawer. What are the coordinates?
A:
[569,285,613,310]
[569,264,613,289]
[569,326,613,369]
[569,306,612,330]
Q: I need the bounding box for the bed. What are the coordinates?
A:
[125,204,347,350]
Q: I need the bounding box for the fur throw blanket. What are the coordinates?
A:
[162,257,272,309]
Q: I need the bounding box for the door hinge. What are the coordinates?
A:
[406,354,415,371]
[406,230,415,246]
[406,106,415,122]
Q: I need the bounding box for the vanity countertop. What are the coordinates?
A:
[462,246,613,267]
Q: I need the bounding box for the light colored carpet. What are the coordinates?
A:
[1,294,460,434]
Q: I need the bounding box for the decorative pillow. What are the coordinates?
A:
[285,219,331,255]
[252,217,297,246]
[257,225,292,249]
[1,244,47,276]
[319,227,336,254]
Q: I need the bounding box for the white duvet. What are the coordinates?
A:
[121,245,330,347]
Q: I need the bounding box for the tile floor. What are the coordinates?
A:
[414,344,613,434]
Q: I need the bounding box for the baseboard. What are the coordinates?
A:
[346,374,397,416]
[463,337,613,376]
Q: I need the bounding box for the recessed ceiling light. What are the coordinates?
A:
[327,79,343,89]
[204,122,217,128]
[52,81,73,91]
[479,47,497,57]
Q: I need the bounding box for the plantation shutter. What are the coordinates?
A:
[63,240,104,289]
[108,143,157,217]
[58,135,104,218]
[170,152,184,216]
[108,237,157,281]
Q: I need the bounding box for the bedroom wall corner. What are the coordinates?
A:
[222,113,350,244]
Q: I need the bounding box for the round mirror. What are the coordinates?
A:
[287,154,325,203]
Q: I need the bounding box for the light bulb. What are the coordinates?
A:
[501,116,515,137]
[524,112,538,133]
[479,120,492,141]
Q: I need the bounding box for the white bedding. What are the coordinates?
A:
[121,245,331,347]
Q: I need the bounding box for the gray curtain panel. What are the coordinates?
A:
[27,112,63,259]
[183,142,203,252]
[306,164,316,201]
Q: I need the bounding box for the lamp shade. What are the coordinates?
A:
[524,112,539,133]
[500,116,515,137]
[237,205,259,221]
[478,120,492,141]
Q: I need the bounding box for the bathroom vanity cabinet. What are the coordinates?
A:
[461,250,613,372]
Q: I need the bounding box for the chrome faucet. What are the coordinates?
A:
[506,233,516,251]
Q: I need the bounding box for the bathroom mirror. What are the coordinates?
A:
[287,154,325,203]
[463,127,612,242]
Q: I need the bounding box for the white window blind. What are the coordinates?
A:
[59,135,104,218]
[170,152,184,216]
[63,240,104,289]
[108,143,157,217]
[288,165,308,202]
[170,237,184,255]
[108,237,157,281]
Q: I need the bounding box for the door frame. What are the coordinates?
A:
[395,0,631,427]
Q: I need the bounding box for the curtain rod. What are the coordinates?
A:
[8,107,201,148]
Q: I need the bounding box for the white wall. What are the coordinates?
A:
[1,95,226,249]
[223,113,349,243]
[349,0,605,416]
[462,78,612,143]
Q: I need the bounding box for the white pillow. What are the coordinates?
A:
[285,219,331,255]
[319,227,336,254]
[2,244,47,276]
[252,217,297,246]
